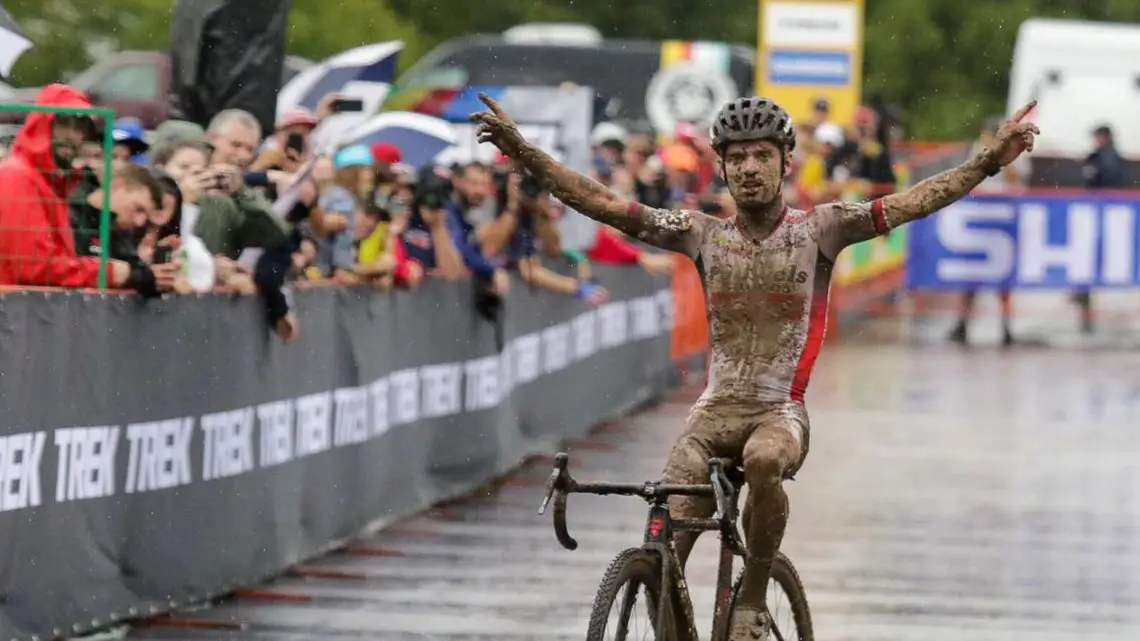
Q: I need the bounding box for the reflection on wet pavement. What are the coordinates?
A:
[129,344,1140,640]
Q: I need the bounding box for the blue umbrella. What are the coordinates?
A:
[276,41,402,119]
[342,111,457,169]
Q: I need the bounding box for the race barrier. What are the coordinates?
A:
[906,191,1140,289]
[0,266,674,641]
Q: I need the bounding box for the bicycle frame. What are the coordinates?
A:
[538,453,747,641]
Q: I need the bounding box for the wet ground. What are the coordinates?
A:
[128,299,1140,641]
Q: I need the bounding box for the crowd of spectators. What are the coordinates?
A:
[0,83,689,342]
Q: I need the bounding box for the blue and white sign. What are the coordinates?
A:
[766,50,851,85]
[906,193,1140,289]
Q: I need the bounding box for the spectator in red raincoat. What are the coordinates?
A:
[0,84,177,294]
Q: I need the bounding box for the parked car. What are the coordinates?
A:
[0,51,312,130]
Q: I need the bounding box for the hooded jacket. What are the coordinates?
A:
[0,84,105,287]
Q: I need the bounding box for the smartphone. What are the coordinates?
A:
[153,245,174,264]
[212,172,230,191]
[285,132,305,156]
[330,97,365,113]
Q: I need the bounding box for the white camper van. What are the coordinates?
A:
[1009,18,1140,158]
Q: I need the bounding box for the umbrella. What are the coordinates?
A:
[276,41,402,121]
[0,6,31,78]
[341,111,457,168]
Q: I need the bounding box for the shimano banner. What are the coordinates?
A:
[906,192,1140,289]
[0,266,673,641]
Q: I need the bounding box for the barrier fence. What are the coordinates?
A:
[0,266,674,641]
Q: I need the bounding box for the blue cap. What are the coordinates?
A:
[112,117,149,154]
[334,144,374,168]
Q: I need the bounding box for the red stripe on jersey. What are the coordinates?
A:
[871,199,889,236]
[790,256,832,402]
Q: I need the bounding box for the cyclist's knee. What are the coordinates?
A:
[742,430,799,488]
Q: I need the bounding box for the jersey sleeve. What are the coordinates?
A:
[629,205,712,260]
[813,199,890,261]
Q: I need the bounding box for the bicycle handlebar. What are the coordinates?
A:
[538,452,742,552]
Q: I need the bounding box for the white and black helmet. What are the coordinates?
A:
[709,97,796,154]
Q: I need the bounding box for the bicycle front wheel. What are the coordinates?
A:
[731,552,814,641]
[586,547,676,641]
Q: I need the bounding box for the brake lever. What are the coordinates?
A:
[538,452,570,515]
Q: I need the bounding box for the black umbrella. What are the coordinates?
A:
[0,5,30,78]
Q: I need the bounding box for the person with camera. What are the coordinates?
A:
[400,170,470,283]
[192,109,288,264]
[483,171,607,304]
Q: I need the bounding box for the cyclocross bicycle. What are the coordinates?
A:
[538,453,813,641]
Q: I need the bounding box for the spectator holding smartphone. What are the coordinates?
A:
[68,163,181,296]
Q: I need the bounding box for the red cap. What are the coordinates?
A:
[276,108,319,131]
[371,142,402,165]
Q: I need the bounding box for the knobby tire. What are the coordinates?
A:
[586,547,678,641]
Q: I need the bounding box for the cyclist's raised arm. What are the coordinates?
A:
[815,101,1040,259]
[471,93,704,256]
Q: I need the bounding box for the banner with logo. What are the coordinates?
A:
[0,266,673,641]
[905,192,1140,289]
[756,0,865,125]
[645,40,741,135]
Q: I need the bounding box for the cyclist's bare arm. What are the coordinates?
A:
[471,92,700,254]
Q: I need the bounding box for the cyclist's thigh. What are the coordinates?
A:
[662,404,748,482]
[742,402,810,481]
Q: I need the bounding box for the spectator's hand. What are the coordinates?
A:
[505,173,521,212]
[491,268,510,296]
[421,207,447,229]
[180,170,213,204]
[638,252,675,275]
[224,272,257,295]
[108,259,132,288]
[213,164,244,195]
[611,166,635,196]
[173,276,194,295]
[152,261,182,292]
[312,156,334,187]
[214,256,238,282]
[405,261,425,287]
[315,93,342,121]
[298,178,318,207]
[276,313,299,343]
[577,280,609,306]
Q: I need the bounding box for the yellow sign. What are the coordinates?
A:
[755,0,865,126]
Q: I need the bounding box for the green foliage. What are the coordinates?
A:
[8,0,1140,138]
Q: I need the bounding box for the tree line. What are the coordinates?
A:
[6,0,1140,139]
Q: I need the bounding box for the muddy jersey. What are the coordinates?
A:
[676,199,889,406]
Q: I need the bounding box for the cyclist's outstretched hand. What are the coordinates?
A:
[993,101,1040,166]
[471,93,527,158]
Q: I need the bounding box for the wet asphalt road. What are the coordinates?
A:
[129,341,1140,641]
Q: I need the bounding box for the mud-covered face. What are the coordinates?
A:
[721,139,787,209]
